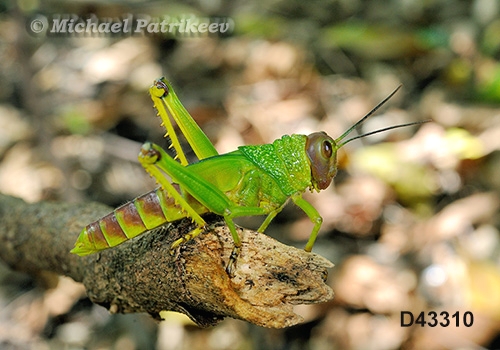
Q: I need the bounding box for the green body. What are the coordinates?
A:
[190,135,312,210]
[72,77,418,262]
[71,78,322,257]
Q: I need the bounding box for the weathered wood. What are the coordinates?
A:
[0,194,334,328]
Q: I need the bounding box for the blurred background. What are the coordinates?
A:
[1,0,500,349]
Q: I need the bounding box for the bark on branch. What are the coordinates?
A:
[0,194,334,328]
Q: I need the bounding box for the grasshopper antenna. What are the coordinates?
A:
[335,85,431,148]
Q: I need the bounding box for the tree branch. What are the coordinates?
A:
[0,194,334,328]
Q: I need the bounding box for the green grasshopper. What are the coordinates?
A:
[71,77,425,263]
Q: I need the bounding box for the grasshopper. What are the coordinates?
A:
[71,77,426,266]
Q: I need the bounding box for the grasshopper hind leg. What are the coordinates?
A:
[139,143,209,251]
[140,142,267,275]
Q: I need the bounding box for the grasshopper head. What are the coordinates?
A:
[306,132,338,191]
[305,85,430,192]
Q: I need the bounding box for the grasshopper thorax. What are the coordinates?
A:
[305,132,338,191]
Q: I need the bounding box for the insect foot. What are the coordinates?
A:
[170,226,205,254]
[226,245,242,276]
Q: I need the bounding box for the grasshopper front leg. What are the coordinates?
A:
[291,193,323,252]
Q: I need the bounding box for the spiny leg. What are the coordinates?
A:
[141,142,252,266]
[141,141,272,273]
[148,78,218,250]
[150,78,218,162]
[150,78,243,264]
[150,79,189,166]
[139,142,207,252]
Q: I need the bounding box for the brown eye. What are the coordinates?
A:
[322,140,333,158]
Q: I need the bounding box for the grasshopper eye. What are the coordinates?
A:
[306,132,338,191]
[322,140,333,158]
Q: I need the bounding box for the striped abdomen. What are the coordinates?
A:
[71,186,208,256]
